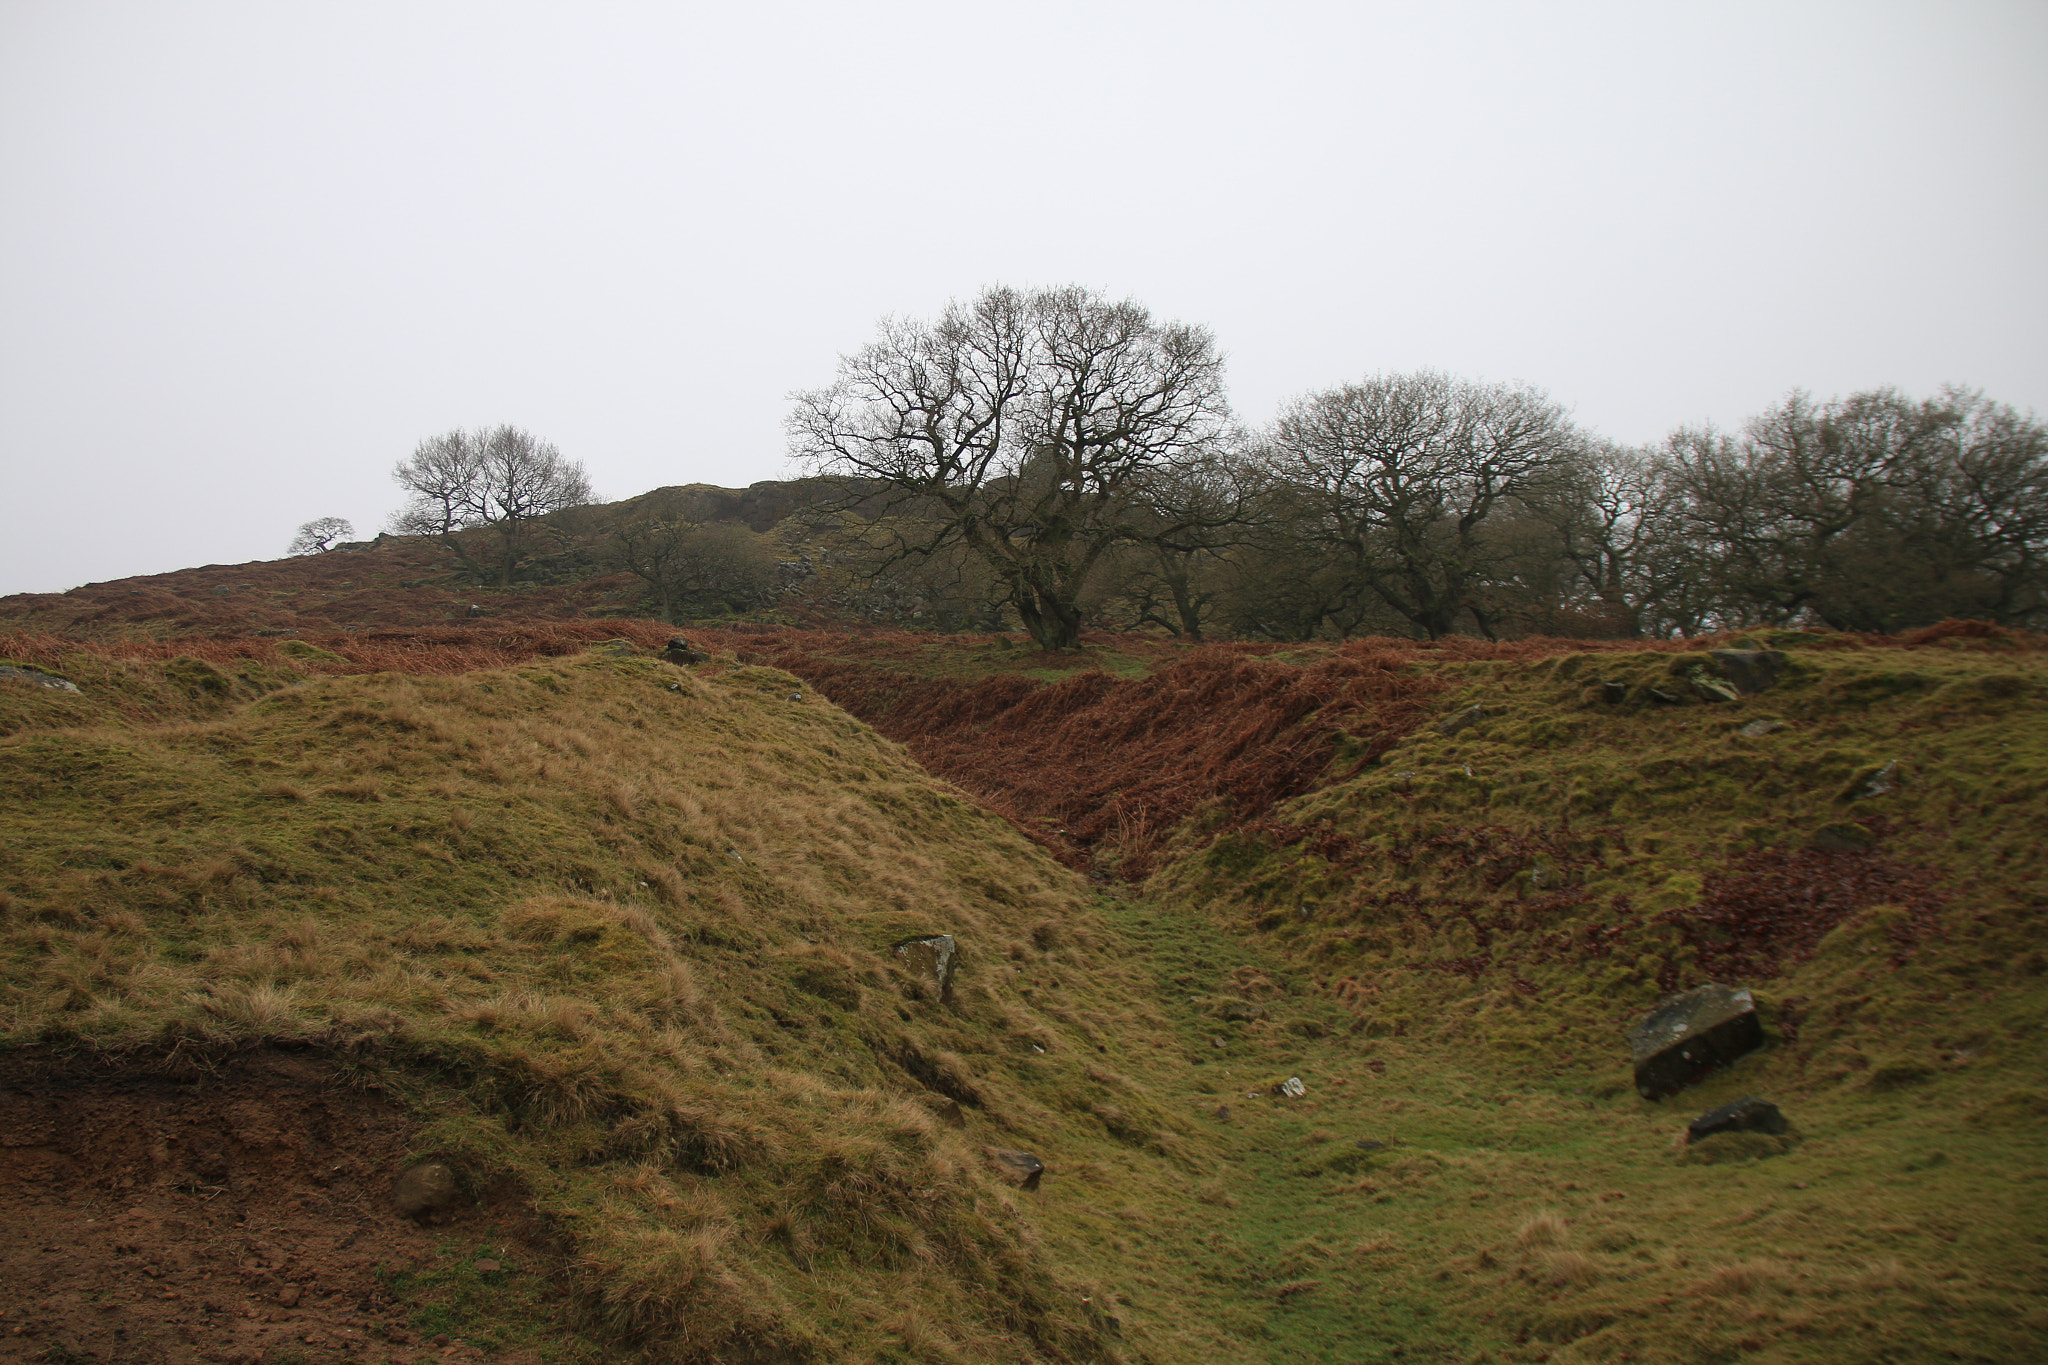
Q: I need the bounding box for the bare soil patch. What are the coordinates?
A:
[0,1050,551,1365]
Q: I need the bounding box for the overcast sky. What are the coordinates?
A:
[3,1,2043,595]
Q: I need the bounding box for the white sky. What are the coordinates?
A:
[3,0,2044,595]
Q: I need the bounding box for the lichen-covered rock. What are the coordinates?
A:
[1628,983,1764,1100]
[894,933,957,1001]
[0,664,81,693]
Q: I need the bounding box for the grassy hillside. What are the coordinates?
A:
[1135,626,2048,1363]
[3,621,2045,1364]
[0,637,1241,1364]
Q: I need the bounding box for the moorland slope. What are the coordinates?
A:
[2,612,2045,1364]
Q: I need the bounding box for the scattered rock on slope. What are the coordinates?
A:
[1686,1096,1790,1143]
[1628,983,1765,1100]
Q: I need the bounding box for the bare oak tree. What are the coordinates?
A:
[287,517,354,556]
[789,285,1237,649]
[1265,371,1581,638]
[387,426,594,587]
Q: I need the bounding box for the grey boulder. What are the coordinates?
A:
[1628,983,1765,1100]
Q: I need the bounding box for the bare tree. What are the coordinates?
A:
[387,426,594,587]
[1669,387,2048,631]
[789,285,1237,649]
[1264,371,1581,639]
[609,500,781,622]
[287,517,354,556]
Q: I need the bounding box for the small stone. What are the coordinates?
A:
[1686,1096,1789,1144]
[1276,1076,1307,1099]
[985,1147,1045,1192]
[1214,1105,1232,1121]
[661,636,711,665]
[1628,984,1765,1100]
[391,1163,459,1219]
[276,1285,301,1308]
[788,691,803,702]
[1600,680,1629,704]
[1738,719,1786,737]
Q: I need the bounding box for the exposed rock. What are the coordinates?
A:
[662,635,711,665]
[1628,984,1765,1100]
[1738,719,1786,737]
[391,1163,459,1219]
[894,934,957,1001]
[1807,822,1875,852]
[1686,1096,1789,1144]
[788,691,803,702]
[1709,649,1789,696]
[466,603,483,618]
[1276,1076,1307,1099]
[1436,705,1489,736]
[1600,680,1629,704]
[1686,664,1742,703]
[1860,759,1902,799]
[1213,1105,1232,1121]
[0,664,81,693]
[210,585,231,597]
[984,1147,1044,1192]
[1648,687,1685,705]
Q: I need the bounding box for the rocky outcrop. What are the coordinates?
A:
[662,636,712,665]
[0,663,81,693]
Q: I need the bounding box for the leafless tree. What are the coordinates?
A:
[609,499,780,622]
[1669,387,2048,631]
[387,426,594,587]
[789,285,1238,649]
[1264,371,1581,638]
[287,517,355,556]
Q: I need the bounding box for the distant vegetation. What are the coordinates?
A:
[259,288,2048,650]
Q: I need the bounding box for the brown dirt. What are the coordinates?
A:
[0,1050,552,1365]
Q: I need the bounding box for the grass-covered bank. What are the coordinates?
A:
[0,643,1238,1363]
[1132,630,2048,1363]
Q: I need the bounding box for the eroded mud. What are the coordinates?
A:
[0,1050,550,1365]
